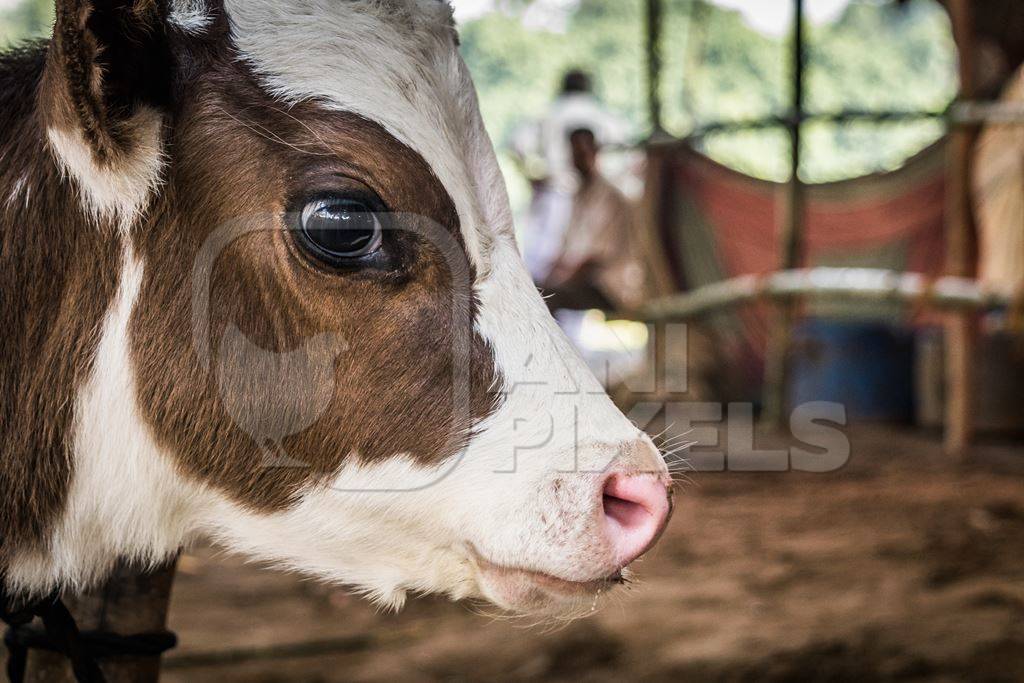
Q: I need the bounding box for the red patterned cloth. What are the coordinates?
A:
[659,141,947,375]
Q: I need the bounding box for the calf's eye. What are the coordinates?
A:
[297,196,383,263]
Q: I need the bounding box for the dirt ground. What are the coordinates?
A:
[145,426,1024,683]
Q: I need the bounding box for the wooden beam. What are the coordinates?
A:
[944,0,980,458]
[762,0,806,426]
[643,268,1011,322]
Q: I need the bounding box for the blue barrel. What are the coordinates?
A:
[788,319,915,423]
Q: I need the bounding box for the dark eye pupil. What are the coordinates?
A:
[301,199,381,257]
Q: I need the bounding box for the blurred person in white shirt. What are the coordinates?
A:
[544,127,644,316]
[509,69,630,283]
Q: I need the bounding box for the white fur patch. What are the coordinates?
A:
[46,107,165,232]
[5,172,30,210]
[169,0,213,34]
[202,456,476,611]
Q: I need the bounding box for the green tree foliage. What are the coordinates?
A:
[458,0,648,150]
[459,0,957,183]
[799,0,956,180]
[0,0,52,48]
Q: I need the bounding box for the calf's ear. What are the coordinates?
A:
[44,0,173,226]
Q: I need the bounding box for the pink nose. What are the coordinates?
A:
[601,472,672,567]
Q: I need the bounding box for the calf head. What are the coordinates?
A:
[3,0,671,617]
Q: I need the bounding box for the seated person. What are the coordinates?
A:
[543,128,644,314]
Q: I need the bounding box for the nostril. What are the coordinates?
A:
[602,492,650,531]
[602,472,664,517]
[601,472,672,567]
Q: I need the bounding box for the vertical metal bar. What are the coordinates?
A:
[783,0,805,270]
[762,0,806,426]
[944,0,979,457]
[646,0,664,135]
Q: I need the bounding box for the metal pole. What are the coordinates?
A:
[762,0,806,425]
[645,0,664,135]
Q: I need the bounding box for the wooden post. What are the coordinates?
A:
[640,142,681,297]
[24,559,177,683]
[944,0,979,457]
[645,0,665,136]
[762,0,806,426]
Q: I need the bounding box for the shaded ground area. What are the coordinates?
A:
[154,427,1024,682]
